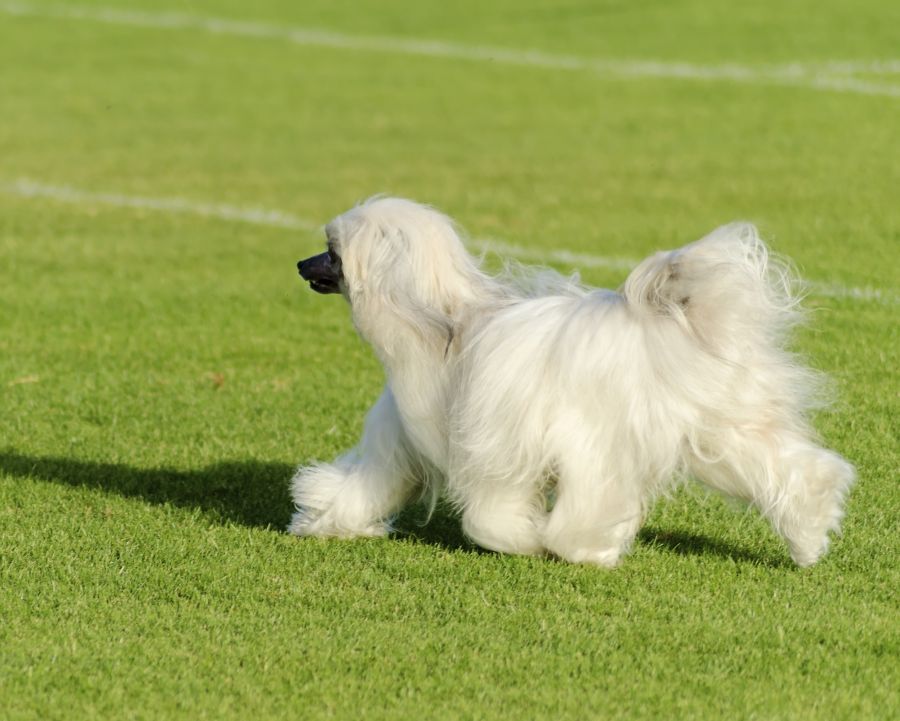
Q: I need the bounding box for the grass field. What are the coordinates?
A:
[1,1,898,719]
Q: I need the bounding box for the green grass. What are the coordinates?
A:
[1,1,898,719]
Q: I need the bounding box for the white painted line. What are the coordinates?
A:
[1,177,895,305]
[1,177,316,231]
[806,282,898,304]
[2,1,899,98]
[471,238,638,272]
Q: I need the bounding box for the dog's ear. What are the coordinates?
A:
[443,323,457,359]
[334,199,489,360]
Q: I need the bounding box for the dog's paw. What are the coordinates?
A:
[287,463,393,538]
[783,449,855,567]
[788,536,829,568]
[286,508,389,538]
[461,507,545,556]
[554,545,623,568]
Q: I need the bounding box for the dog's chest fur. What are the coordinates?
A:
[388,366,451,473]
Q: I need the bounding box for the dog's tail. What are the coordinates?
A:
[622,223,805,358]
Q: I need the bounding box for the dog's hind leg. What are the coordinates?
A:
[688,428,855,566]
[288,387,421,538]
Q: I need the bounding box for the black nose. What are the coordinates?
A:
[298,253,328,281]
[297,252,343,294]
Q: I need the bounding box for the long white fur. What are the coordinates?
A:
[288,198,855,567]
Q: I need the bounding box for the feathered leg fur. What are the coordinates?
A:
[288,388,419,537]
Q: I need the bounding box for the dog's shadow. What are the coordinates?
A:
[637,526,788,567]
[0,451,784,565]
[391,503,481,552]
[0,450,295,529]
[392,504,785,566]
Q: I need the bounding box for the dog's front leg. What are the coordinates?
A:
[288,387,418,538]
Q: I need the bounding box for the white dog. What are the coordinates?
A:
[290,198,854,567]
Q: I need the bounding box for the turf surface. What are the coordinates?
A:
[1,1,898,719]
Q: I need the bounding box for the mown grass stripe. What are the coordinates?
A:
[2,177,895,305]
[2,1,899,98]
[0,177,317,231]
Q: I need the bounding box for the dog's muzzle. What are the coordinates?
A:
[298,252,342,294]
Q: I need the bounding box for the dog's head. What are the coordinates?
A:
[298,198,491,353]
